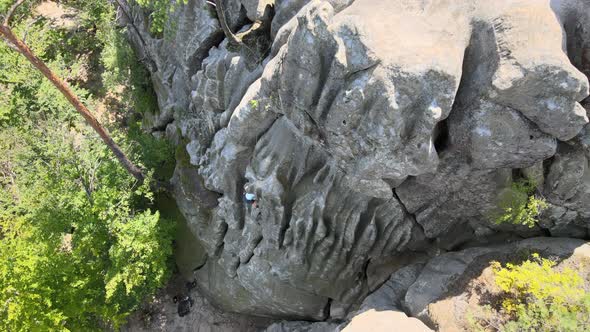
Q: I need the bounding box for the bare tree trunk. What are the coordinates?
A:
[212,0,243,46]
[0,24,145,183]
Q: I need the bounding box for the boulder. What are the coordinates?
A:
[342,310,432,332]
[120,0,590,320]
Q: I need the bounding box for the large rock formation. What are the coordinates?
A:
[118,0,590,322]
[264,237,590,331]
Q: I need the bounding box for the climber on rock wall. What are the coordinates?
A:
[244,184,258,208]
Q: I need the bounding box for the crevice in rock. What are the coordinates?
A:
[452,20,499,111]
[344,61,380,82]
[562,10,590,84]
[511,168,525,181]
[149,115,175,133]
[433,118,450,155]
[213,221,229,257]
[301,106,327,143]
[324,298,333,320]
[540,227,552,237]
[542,155,557,185]
[236,177,248,230]
[242,235,263,266]
[392,188,414,222]
[438,223,476,251]
[356,200,379,244]
[362,258,371,283]
[185,30,225,78]
[232,255,241,275]
[279,193,294,250]
[347,198,380,259]
[213,1,274,67]
[393,187,431,248]
[193,255,208,272]
[313,52,337,116]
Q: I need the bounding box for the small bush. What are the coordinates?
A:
[135,0,188,35]
[494,179,548,228]
[471,254,590,332]
[492,254,584,314]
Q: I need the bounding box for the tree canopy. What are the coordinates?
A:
[0,1,176,330]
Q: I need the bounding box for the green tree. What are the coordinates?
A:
[0,120,175,330]
[0,1,176,330]
[0,0,146,182]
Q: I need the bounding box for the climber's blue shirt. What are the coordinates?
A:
[245,193,256,201]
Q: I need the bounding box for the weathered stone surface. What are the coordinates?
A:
[448,100,557,170]
[477,1,589,141]
[262,262,428,331]
[395,0,590,249]
[352,263,425,315]
[120,0,590,322]
[540,142,590,237]
[264,321,340,332]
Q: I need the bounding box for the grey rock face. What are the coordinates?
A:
[265,321,340,332]
[541,142,590,237]
[262,262,429,332]
[448,100,557,170]
[120,0,590,320]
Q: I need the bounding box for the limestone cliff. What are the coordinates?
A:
[117,0,590,322]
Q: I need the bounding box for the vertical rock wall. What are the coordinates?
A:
[119,0,590,320]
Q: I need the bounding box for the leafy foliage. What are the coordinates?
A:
[470,254,590,332]
[501,296,590,332]
[0,1,175,330]
[494,179,548,228]
[0,125,175,331]
[0,2,92,127]
[135,0,188,34]
[492,254,584,315]
[97,7,175,179]
[0,0,41,20]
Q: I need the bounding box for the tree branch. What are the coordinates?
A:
[22,16,42,43]
[112,0,157,72]
[211,0,242,46]
[4,0,26,26]
[0,22,146,183]
[113,0,149,49]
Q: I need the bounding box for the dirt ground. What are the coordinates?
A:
[123,274,275,332]
[34,1,80,30]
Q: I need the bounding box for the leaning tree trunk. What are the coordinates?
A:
[0,24,145,183]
